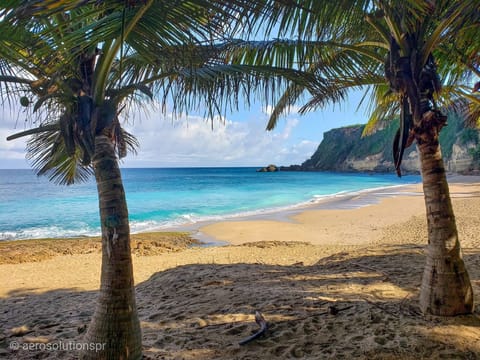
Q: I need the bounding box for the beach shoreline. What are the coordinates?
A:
[1,168,420,242]
[1,174,478,267]
[189,174,475,246]
[1,175,479,359]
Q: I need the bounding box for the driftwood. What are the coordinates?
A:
[239,311,268,345]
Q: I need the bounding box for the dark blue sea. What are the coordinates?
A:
[0,167,420,240]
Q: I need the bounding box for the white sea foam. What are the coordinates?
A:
[1,180,418,240]
[135,183,417,233]
[0,225,100,241]
[129,220,164,234]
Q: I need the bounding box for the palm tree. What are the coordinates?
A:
[0,1,267,358]
[219,0,479,315]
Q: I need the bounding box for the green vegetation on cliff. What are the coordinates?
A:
[284,114,479,174]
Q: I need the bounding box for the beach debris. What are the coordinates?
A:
[238,311,268,345]
[323,304,353,317]
[38,322,61,330]
[328,305,339,315]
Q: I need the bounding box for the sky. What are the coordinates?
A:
[0,91,368,169]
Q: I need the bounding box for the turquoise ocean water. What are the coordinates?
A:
[0,168,420,240]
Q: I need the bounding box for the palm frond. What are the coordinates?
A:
[266,82,305,130]
[363,84,400,136]
[25,125,93,185]
[6,124,59,141]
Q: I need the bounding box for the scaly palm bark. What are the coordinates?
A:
[81,133,142,359]
[385,26,474,314]
[415,111,473,315]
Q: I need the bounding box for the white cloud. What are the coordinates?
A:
[0,106,318,169]
[262,104,302,117]
[0,108,31,167]
[281,118,299,139]
[121,111,316,168]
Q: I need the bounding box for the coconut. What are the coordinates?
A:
[20,96,30,107]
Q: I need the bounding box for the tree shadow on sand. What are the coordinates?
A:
[1,244,479,359]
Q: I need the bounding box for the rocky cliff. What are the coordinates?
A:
[281,114,480,174]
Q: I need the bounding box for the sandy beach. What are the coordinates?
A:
[1,177,479,359]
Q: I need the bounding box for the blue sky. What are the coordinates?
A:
[0,90,368,169]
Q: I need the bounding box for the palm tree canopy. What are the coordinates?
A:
[218,0,480,132]
[189,0,478,180]
[0,0,279,184]
[2,0,479,183]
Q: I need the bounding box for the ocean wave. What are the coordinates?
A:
[133,183,418,233]
[1,182,418,240]
[312,183,408,199]
[0,225,100,241]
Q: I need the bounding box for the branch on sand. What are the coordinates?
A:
[239,311,268,345]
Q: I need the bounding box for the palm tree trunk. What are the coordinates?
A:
[80,134,142,359]
[416,114,474,315]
